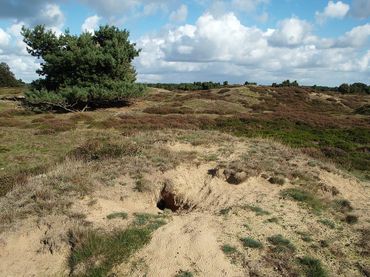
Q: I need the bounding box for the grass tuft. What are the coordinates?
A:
[222,244,238,254]
[281,188,325,213]
[299,256,328,277]
[107,212,128,220]
[318,219,335,229]
[241,237,263,249]
[268,234,295,252]
[68,214,166,277]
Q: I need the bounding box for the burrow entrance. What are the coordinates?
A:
[156,185,190,212]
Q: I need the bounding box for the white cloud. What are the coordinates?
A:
[350,0,370,18]
[268,17,312,47]
[335,23,370,47]
[135,12,370,85]
[37,3,65,29]
[316,1,350,23]
[82,15,101,33]
[0,28,11,46]
[170,4,188,22]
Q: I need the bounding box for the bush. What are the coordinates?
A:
[268,234,295,252]
[299,256,327,277]
[241,237,263,249]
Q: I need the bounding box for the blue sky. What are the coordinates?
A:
[0,0,369,85]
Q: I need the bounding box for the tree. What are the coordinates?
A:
[223,81,229,86]
[0,63,23,87]
[21,25,145,111]
[338,83,350,94]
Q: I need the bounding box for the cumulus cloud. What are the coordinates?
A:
[170,4,188,22]
[0,22,40,82]
[135,12,370,85]
[0,28,11,46]
[268,17,313,47]
[82,15,101,33]
[335,23,370,47]
[316,1,350,23]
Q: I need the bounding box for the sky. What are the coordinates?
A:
[0,0,369,86]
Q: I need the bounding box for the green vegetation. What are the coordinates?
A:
[205,118,370,179]
[299,256,328,277]
[22,25,145,111]
[241,237,263,249]
[318,219,336,229]
[272,80,299,87]
[107,212,128,220]
[222,244,238,254]
[268,235,295,252]
[68,213,165,276]
[0,62,24,87]
[147,81,224,91]
[281,188,325,212]
[175,270,194,277]
[338,83,370,94]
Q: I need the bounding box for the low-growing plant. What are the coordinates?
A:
[268,235,295,252]
[107,212,128,220]
[241,237,263,249]
[318,219,335,229]
[299,256,328,277]
[281,188,325,212]
[68,213,166,276]
[222,244,238,254]
[175,270,194,277]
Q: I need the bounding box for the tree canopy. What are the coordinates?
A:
[0,63,23,87]
[21,25,145,111]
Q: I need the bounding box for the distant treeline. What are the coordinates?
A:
[146,82,226,91]
[273,80,370,94]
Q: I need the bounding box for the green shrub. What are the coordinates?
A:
[222,244,237,254]
[107,212,128,220]
[175,270,194,277]
[281,188,324,212]
[318,219,335,229]
[241,237,263,249]
[268,235,295,252]
[299,256,327,277]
